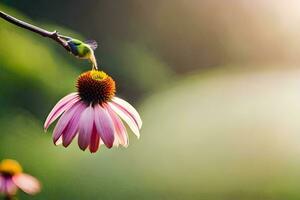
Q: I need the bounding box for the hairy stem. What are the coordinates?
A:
[0,11,71,52]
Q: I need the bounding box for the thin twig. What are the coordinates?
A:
[0,11,71,52]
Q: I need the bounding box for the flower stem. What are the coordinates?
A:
[0,11,71,53]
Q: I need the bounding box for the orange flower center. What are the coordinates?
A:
[77,70,116,105]
[0,159,23,176]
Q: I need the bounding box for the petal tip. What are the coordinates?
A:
[80,148,86,152]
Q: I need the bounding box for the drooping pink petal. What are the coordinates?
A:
[78,106,94,150]
[111,97,142,128]
[62,103,86,147]
[106,104,128,147]
[108,102,140,138]
[89,126,100,153]
[55,136,63,145]
[44,92,79,130]
[12,173,40,195]
[94,105,115,148]
[52,101,84,145]
[0,176,6,194]
[4,178,17,195]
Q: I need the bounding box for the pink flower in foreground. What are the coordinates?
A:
[44,70,142,153]
[0,159,41,197]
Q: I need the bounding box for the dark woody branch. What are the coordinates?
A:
[0,11,71,52]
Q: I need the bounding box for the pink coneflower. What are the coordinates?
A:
[0,159,40,197]
[44,70,142,153]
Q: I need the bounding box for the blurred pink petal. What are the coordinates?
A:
[52,101,83,144]
[106,104,128,147]
[109,102,140,138]
[12,173,41,195]
[89,126,100,153]
[55,136,63,146]
[5,178,17,195]
[0,176,5,194]
[111,97,142,128]
[62,102,86,147]
[44,92,79,130]
[78,106,94,150]
[94,105,115,148]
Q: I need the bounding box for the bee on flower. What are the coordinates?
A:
[0,159,41,198]
[44,70,142,153]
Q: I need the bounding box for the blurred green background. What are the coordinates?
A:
[1,1,300,199]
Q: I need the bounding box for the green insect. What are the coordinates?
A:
[62,37,98,69]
